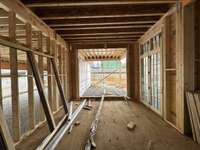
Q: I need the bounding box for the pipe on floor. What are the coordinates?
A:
[85,94,105,150]
[36,99,86,150]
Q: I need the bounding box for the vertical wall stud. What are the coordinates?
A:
[38,31,45,122]
[47,37,53,110]
[26,23,35,130]
[9,11,20,142]
[27,52,56,132]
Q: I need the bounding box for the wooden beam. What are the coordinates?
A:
[37,4,168,20]
[45,16,161,25]
[65,38,138,43]
[41,13,165,20]
[63,35,141,40]
[0,0,66,46]
[47,37,53,110]
[60,32,144,37]
[53,25,151,31]
[26,23,35,130]
[37,31,45,122]
[25,0,177,8]
[52,41,58,111]
[57,28,148,35]
[9,11,20,142]
[49,21,156,27]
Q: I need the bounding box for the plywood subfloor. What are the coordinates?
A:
[16,101,200,150]
[83,85,126,97]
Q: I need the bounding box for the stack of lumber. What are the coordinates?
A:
[186,92,200,144]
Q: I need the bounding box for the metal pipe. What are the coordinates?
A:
[36,99,86,150]
[85,95,105,150]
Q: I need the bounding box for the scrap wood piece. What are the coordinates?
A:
[147,140,152,150]
[75,121,80,126]
[68,124,73,134]
[186,92,197,142]
[127,121,136,131]
[84,94,105,150]
[186,92,200,143]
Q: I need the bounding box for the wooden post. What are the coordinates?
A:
[52,41,58,111]
[183,3,195,134]
[26,23,35,130]
[68,46,79,100]
[176,2,184,133]
[58,45,62,106]
[127,44,135,99]
[0,53,2,107]
[134,43,140,100]
[38,31,45,122]
[9,11,20,142]
[47,37,53,110]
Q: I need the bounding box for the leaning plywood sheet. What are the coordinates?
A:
[186,92,197,141]
[186,92,200,143]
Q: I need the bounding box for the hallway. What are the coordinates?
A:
[16,101,200,150]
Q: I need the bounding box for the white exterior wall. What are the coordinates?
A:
[79,60,91,96]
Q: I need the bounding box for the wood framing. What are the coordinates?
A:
[26,23,35,130]
[9,11,20,142]
[47,37,53,110]
[27,51,56,132]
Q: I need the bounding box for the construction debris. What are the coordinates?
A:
[83,106,93,111]
[186,92,200,143]
[84,94,105,150]
[74,121,80,126]
[147,140,152,150]
[68,125,74,134]
[127,121,136,131]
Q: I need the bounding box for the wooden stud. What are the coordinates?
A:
[38,31,45,122]
[52,41,58,111]
[50,58,69,114]
[27,51,56,132]
[26,23,35,130]
[9,11,20,142]
[47,37,53,110]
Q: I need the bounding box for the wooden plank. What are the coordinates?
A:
[49,21,156,27]
[186,92,197,141]
[194,93,200,125]
[47,37,53,110]
[37,31,45,122]
[54,25,151,31]
[26,0,177,8]
[0,0,66,46]
[52,40,58,111]
[9,11,20,142]
[50,58,69,114]
[27,51,56,132]
[0,52,2,108]
[0,106,15,150]
[187,92,200,143]
[58,45,62,107]
[26,23,35,130]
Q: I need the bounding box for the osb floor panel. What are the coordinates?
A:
[16,101,200,150]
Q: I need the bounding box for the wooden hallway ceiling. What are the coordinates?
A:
[20,0,177,44]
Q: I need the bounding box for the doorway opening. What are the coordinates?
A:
[78,48,127,97]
